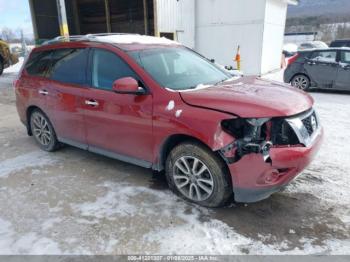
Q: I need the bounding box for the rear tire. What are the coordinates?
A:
[30,110,60,152]
[291,74,310,91]
[165,142,232,207]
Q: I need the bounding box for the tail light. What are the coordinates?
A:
[287,53,299,66]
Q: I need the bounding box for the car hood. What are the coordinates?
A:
[179,76,314,118]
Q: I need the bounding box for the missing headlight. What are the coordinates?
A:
[220,118,273,163]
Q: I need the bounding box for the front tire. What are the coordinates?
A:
[30,110,60,152]
[165,142,232,207]
[291,74,310,91]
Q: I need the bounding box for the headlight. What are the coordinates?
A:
[221,118,271,140]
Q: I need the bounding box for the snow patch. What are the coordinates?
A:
[94,35,178,46]
[3,57,24,74]
[0,218,61,254]
[41,217,62,231]
[175,110,183,118]
[0,151,59,179]
[166,100,175,111]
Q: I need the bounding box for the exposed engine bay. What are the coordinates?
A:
[219,115,305,164]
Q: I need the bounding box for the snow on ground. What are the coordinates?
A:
[0,64,349,254]
[3,57,24,74]
[0,150,59,179]
[0,58,24,88]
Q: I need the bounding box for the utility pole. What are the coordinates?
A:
[104,0,112,33]
[20,30,28,57]
[143,0,149,35]
[56,0,69,39]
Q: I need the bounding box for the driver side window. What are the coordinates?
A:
[92,49,138,90]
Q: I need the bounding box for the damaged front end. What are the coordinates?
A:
[217,109,323,202]
[218,109,318,165]
[220,117,273,164]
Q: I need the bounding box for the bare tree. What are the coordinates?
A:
[1,27,16,42]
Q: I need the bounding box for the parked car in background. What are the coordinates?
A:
[284,48,350,91]
[330,39,350,48]
[15,34,323,207]
[298,41,328,51]
[0,39,19,75]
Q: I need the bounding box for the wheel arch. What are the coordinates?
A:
[154,133,228,172]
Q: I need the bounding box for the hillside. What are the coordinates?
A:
[288,0,350,18]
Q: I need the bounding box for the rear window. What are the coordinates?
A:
[25,51,52,77]
[49,48,88,85]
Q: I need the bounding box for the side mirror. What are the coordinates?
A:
[112,77,145,95]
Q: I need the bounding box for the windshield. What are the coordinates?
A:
[129,47,231,90]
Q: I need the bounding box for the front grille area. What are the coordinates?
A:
[271,109,319,146]
[271,119,300,145]
[301,111,317,136]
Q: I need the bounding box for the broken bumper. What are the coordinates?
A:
[228,127,324,203]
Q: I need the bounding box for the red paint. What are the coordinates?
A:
[15,40,323,202]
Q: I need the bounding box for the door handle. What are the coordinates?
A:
[38,89,48,95]
[85,99,99,107]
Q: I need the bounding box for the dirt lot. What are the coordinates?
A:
[0,65,349,255]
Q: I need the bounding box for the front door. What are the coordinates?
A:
[82,48,153,166]
[335,50,350,90]
[304,50,339,88]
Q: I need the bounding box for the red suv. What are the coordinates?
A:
[15,34,323,207]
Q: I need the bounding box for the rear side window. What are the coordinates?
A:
[310,51,337,63]
[25,51,52,77]
[91,49,138,90]
[49,48,88,85]
[341,51,350,64]
[330,41,350,48]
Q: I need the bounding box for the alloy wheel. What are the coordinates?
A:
[292,76,308,90]
[173,156,214,201]
[32,113,52,146]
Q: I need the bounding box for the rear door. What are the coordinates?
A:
[304,50,339,88]
[21,50,53,114]
[45,48,89,147]
[335,50,350,90]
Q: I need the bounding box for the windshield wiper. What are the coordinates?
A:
[214,78,229,86]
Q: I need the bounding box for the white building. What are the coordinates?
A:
[156,0,298,75]
[30,0,298,75]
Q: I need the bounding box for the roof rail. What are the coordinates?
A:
[41,35,89,45]
[85,33,140,37]
[41,33,141,46]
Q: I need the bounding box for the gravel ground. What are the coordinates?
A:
[0,63,349,255]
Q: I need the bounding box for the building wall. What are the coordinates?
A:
[284,34,316,45]
[260,0,288,74]
[194,0,267,75]
[156,0,195,48]
[156,0,293,75]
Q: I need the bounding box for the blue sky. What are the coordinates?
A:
[0,0,33,38]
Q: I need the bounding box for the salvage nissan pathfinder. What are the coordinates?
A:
[15,34,323,207]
